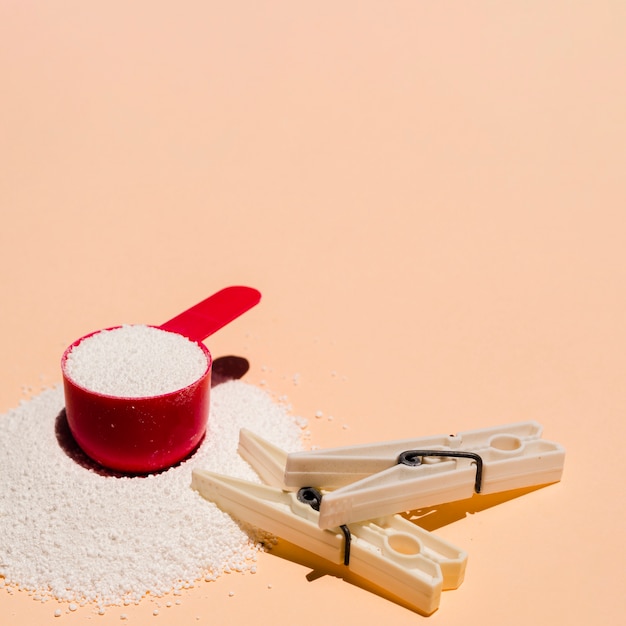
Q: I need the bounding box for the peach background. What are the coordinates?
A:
[1,1,625,624]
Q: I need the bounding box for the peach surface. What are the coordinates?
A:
[1,2,625,624]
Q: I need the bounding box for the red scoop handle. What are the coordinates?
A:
[159,286,261,343]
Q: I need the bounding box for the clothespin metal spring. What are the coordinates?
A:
[297,487,352,565]
[397,450,484,494]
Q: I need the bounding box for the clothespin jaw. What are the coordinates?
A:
[238,428,290,489]
[284,421,565,529]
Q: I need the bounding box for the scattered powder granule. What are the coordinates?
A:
[0,380,303,607]
[63,325,208,397]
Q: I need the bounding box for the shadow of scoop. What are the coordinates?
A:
[211,355,250,386]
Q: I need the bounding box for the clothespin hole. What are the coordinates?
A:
[386,532,422,557]
[489,435,523,452]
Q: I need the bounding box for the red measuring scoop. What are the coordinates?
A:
[61,286,261,473]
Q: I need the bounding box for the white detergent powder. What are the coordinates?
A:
[64,325,208,397]
[0,380,305,607]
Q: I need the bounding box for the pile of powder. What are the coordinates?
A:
[63,325,208,397]
[0,380,305,607]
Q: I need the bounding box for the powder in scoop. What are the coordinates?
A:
[63,325,208,397]
[0,380,305,608]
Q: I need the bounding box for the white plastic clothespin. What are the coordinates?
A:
[192,429,468,616]
[284,421,565,529]
[192,423,564,615]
